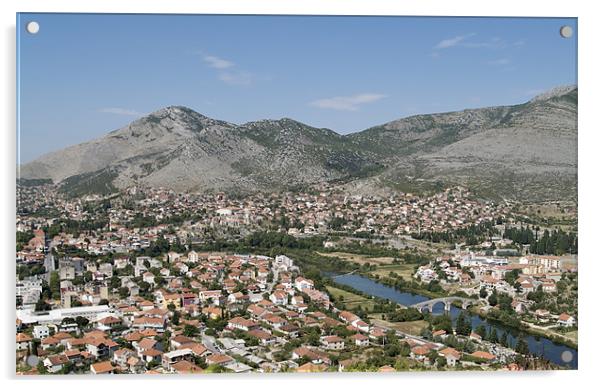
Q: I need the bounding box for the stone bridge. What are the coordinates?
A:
[410,297,477,313]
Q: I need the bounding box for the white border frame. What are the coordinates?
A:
[2,1,600,387]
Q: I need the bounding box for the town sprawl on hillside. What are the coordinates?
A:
[16,178,577,374]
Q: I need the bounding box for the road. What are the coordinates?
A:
[43,248,56,282]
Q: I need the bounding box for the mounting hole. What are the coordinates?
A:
[26,21,40,34]
[559,25,573,39]
[561,350,573,363]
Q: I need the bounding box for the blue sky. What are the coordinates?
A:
[17,14,577,163]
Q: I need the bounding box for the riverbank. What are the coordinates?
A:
[361,271,578,350]
[330,272,578,368]
[467,307,578,349]
[359,271,449,300]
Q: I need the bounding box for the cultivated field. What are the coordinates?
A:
[326,285,375,310]
[369,316,429,336]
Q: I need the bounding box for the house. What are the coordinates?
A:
[187,251,199,263]
[296,362,327,373]
[262,313,287,330]
[410,346,430,361]
[90,360,115,374]
[338,358,356,372]
[142,272,156,286]
[171,335,195,349]
[292,347,331,365]
[247,329,276,346]
[352,320,370,333]
[432,329,447,338]
[439,347,462,366]
[41,336,60,350]
[558,313,576,327]
[140,348,163,364]
[294,277,314,291]
[97,315,121,331]
[43,355,70,373]
[290,295,304,306]
[247,304,267,319]
[85,337,119,358]
[171,360,203,374]
[350,333,369,347]
[33,325,50,339]
[162,349,194,370]
[113,348,135,368]
[469,332,482,342]
[16,332,32,351]
[64,349,84,365]
[132,316,166,332]
[134,337,158,356]
[181,293,198,307]
[471,351,497,362]
[199,290,223,304]
[511,300,525,314]
[415,266,438,283]
[278,324,300,338]
[178,342,212,358]
[127,356,145,373]
[202,306,223,320]
[227,317,259,332]
[339,311,361,325]
[269,290,288,305]
[480,275,501,291]
[206,353,234,366]
[320,336,345,350]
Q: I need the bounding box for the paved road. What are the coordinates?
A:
[43,251,55,282]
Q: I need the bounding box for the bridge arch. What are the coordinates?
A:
[410,297,476,313]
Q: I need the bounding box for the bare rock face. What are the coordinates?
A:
[20,86,577,202]
[350,86,577,201]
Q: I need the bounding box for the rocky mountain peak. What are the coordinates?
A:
[20,85,577,202]
[529,85,577,102]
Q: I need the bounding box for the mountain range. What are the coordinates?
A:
[19,85,577,202]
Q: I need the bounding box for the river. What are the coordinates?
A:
[331,273,577,368]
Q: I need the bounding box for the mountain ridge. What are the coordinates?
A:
[20,86,577,202]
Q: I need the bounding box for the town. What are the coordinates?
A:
[15,183,578,374]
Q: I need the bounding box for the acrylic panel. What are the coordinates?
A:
[16,13,578,375]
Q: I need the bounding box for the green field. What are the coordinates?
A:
[369,263,416,280]
[326,286,375,310]
[369,316,429,336]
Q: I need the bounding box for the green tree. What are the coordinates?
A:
[118,287,129,299]
[172,311,181,326]
[479,287,488,299]
[515,336,530,354]
[488,291,498,307]
[49,271,60,300]
[75,316,89,329]
[455,311,472,336]
[475,324,487,338]
[183,324,199,337]
[499,332,508,347]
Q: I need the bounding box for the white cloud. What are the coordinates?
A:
[433,34,513,52]
[309,93,386,111]
[433,33,475,49]
[203,55,234,69]
[199,52,258,86]
[99,107,141,116]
